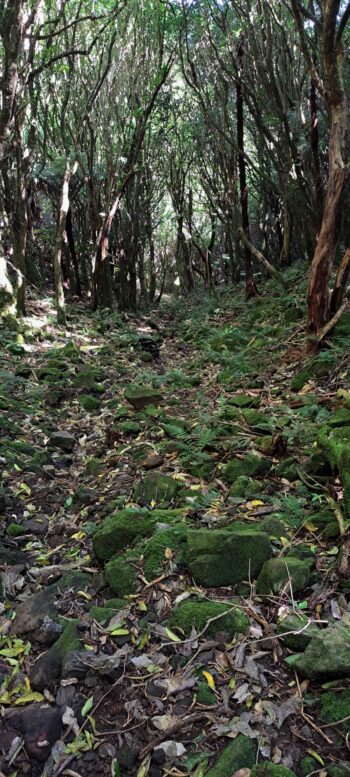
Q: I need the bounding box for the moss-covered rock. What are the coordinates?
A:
[256,557,313,596]
[229,475,262,498]
[93,508,184,561]
[7,522,26,537]
[259,515,286,538]
[225,454,272,484]
[86,456,104,475]
[277,613,320,650]
[242,410,274,433]
[30,620,81,690]
[318,423,350,515]
[89,606,120,623]
[275,457,299,481]
[205,735,257,776]
[93,509,156,560]
[105,557,137,596]
[299,756,319,777]
[329,408,350,428]
[229,394,261,408]
[187,529,271,587]
[293,623,350,678]
[170,599,249,638]
[79,394,101,412]
[125,387,163,410]
[327,764,350,777]
[251,764,296,777]
[143,524,188,579]
[48,431,75,452]
[134,473,180,508]
[13,571,90,637]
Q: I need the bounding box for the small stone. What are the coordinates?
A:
[48,431,76,452]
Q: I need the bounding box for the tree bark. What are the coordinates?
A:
[236,37,258,298]
[66,206,82,296]
[306,1,349,332]
[53,162,77,325]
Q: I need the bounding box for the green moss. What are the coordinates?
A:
[125,387,163,410]
[242,409,274,432]
[93,509,156,560]
[187,528,271,587]
[89,606,119,623]
[105,598,126,609]
[79,395,101,411]
[327,765,350,777]
[320,690,350,728]
[105,557,137,596]
[7,523,26,537]
[229,475,262,498]
[229,394,261,408]
[134,473,180,508]
[93,508,184,561]
[205,735,257,776]
[224,455,272,484]
[256,557,313,596]
[251,764,296,777]
[119,421,141,435]
[275,458,299,480]
[143,524,188,579]
[299,756,319,777]
[277,614,319,650]
[196,680,216,705]
[329,408,350,428]
[171,599,248,638]
[86,457,104,475]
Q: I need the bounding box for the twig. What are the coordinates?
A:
[138,711,211,759]
[320,714,350,729]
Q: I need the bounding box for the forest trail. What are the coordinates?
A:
[1,271,350,777]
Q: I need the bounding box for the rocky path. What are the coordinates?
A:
[1,275,350,777]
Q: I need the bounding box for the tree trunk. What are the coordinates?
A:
[236,37,258,298]
[279,204,293,266]
[66,206,82,296]
[53,162,76,325]
[12,156,27,316]
[307,2,349,332]
[310,57,324,232]
[92,195,120,309]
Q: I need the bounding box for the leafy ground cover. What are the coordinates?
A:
[1,266,350,777]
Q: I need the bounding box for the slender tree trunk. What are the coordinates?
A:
[53,162,76,325]
[279,204,293,266]
[236,37,258,298]
[310,56,323,232]
[92,195,120,309]
[66,206,82,296]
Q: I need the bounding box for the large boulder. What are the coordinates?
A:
[187,528,272,586]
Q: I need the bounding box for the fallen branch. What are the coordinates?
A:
[138,711,212,759]
[237,228,287,289]
[316,300,348,343]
